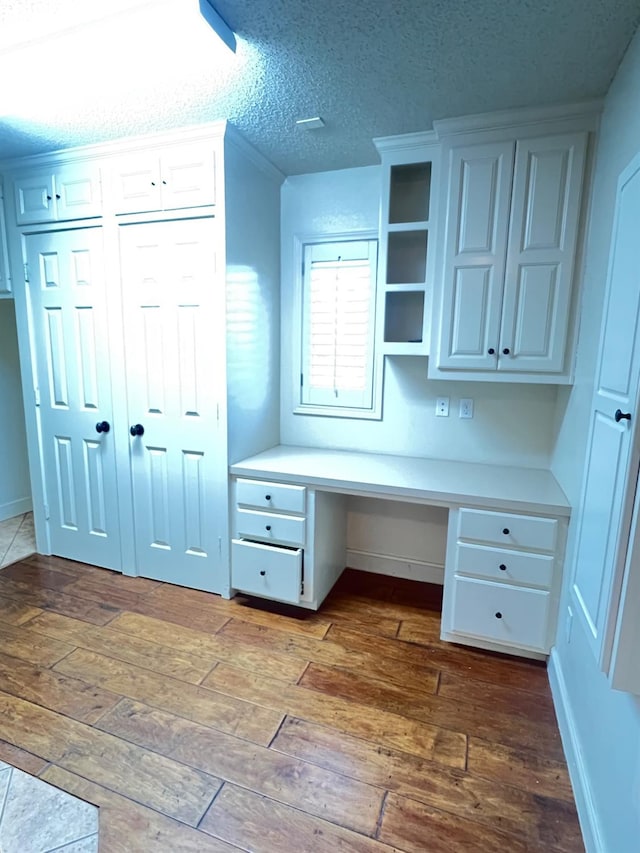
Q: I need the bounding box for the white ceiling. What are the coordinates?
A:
[0,0,638,175]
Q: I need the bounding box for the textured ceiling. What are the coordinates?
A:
[0,0,638,174]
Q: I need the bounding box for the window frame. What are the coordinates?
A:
[291,230,383,420]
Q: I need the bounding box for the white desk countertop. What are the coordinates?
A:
[230,445,571,517]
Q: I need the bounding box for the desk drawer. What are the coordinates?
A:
[236,479,306,513]
[232,539,302,604]
[236,508,306,547]
[455,542,554,588]
[450,576,550,651]
[458,508,557,552]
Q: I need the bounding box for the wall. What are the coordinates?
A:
[280,166,560,580]
[550,29,640,853]
[0,300,31,520]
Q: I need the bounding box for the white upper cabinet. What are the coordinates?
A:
[13,164,102,225]
[111,143,216,214]
[432,128,588,382]
[0,185,11,296]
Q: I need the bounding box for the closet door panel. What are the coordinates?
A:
[118,216,225,593]
[25,228,122,570]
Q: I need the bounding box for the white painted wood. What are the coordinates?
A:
[500,133,587,372]
[571,152,640,673]
[231,538,302,604]
[118,216,226,592]
[0,187,10,296]
[346,551,444,584]
[111,154,162,214]
[235,508,306,547]
[236,478,306,513]
[14,166,102,225]
[455,542,554,588]
[229,445,571,516]
[303,489,347,607]
[446,576,551,651]
[457,507,558,551]
[14,172,56,224]
[24,227,122,570]
[437,141,514,370]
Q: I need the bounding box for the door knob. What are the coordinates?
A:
[488,348,496,355]
[129,424,145,436]
[615,409,631,423]
[95,421,110,434]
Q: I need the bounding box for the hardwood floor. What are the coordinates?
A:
[0,555,583,852]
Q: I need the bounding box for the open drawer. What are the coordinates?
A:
[231,538,302,604]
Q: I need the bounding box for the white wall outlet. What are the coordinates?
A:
[459,398,474,419]
[436,397,449,417]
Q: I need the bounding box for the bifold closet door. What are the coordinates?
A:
[25,227,122,570]
[118,216,226,593]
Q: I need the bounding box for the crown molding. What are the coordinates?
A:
[433,99,603,138]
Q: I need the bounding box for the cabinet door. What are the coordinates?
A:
[14,172,57,224]
[437,142,514,370]
[118,216,226,593]
[499,132,587,373]
[160,145,217,210]
[25,228,122,570]
[54,165,103,221]
[112,155,163,214]
[0,192,11,295]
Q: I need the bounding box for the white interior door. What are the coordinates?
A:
[571,152,640,670]
[25,227,122,570]
[118,216,226,593]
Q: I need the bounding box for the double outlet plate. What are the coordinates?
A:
[436,397,473,418]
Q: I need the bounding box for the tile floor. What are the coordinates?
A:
[0,513,36,568]
[0,761,99,852]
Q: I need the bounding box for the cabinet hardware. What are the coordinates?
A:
[615,409,631,422]
[265,525,271,531]
[499,563,507,571]
[259,570,266,576]
[129,423,145,437]
[46,195,52,201]
[495,611,503,619]
[95,420,110,434]
[488,348,495,355]
[502,347,510,355]
[55,194,61,200]
[502,528,510,535]
[265,494,271,500]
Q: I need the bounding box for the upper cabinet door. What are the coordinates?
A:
[112,155,163,214]
[437,141,515,370]
[499,132,587,373]
[14,166,102,225]
[14,172,57,224]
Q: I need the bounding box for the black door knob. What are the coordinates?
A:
[265,525,271,531]
[502,347,511,355]
[495,612,503,619]
[95,420,110,434]
[265,494,271,501]
[488,348,495,355]
[259,570,266,576]
[615,409,631,423]
[499,563,507,571]
[502,528,510,535]
[129,424,145,437]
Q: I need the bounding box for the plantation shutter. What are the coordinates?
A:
[301,239,378,409]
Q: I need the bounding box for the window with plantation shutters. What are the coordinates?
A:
[300,239,378,411]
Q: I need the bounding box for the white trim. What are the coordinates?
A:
[548,648,606,853]
[0,497,32,523]
[433,100,602,138]
[224,125,285,185]
[373,130,439,155]
[346,549,444,584]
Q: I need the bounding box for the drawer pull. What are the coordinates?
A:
[499,563,507,571]
[495,611,503,619]
[260,570,266,576]
[265,525,271,531]
[502,528,510,535]
[265,494,271,501]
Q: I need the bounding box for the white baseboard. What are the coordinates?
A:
[346,549,444,584]
[548,648,605,853]
[0,497,32,523]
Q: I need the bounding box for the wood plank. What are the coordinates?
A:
[98,697,385,836]
[109,611,307,683]
[378,791,528,853]
[0,652,120,725]
[53,648,283,747]
[0,690,220,825]
[0,592,42,626]
[27,610,216,685]
[0,739,48,776]
[0,576,120,625]
[396,613,449,648]
[218,618,440,694]
[0,621,74,667]
[272,716,583,852]
[200,783,399,853]
[203,663,466,769]
[22,554,160,594]
[40,765,240,852]
[0,561,80,592]
[146,582,332,639]
[467,736,576,803]
[300,662,565,760]
[438,669,558,722]
[315,598,402,638]
[327,623,551,695]
[61,576,156,611]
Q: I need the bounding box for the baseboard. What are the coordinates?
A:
[346,549,444,584]
[548,648,605,853]
[0,497,32,523]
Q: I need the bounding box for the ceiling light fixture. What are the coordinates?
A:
[199,0,236,53]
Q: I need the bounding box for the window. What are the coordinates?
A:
[297,236,379,416]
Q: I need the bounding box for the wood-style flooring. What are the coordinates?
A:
[0,555,583,852]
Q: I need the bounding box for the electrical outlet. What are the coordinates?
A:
[436,397,449,417]
[459,398,474,419]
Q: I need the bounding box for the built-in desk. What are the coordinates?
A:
[229,445,571,659]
